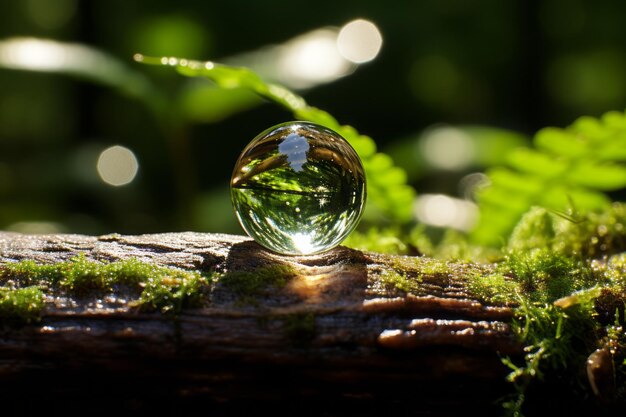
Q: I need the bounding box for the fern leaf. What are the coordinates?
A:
[473,110,626,246]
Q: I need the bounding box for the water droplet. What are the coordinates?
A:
[231,121,366,255]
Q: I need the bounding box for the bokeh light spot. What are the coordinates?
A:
[337,19,383,64]
[96,145,139,187]
[414,194,478,231]
[419,126,475,170]
[277,29,354,89]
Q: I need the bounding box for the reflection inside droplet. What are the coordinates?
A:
[278,133,310,172]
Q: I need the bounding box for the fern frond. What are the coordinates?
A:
[473,110,626,246]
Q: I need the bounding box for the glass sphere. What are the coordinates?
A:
[230,121,366,255]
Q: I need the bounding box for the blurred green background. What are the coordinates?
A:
[1,0,625,236]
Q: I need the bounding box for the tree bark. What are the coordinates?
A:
[0,232,519,416]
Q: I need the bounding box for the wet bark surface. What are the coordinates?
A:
[0,232,520,416]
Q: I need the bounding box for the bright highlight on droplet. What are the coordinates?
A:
[337,19,383,64]
[96,145,139,187]
[414,194,478,231]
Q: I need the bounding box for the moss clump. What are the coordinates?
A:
[508,204,626,258]
[468,273,520,305]
[502,300,599,416]
[61,256,163,294]
[387,255,450,277]
[218,264,295,302]
[503,249,596,303]
[0,255,209,316]
[418,257,453,275]
[0,286,45,325]
[0,260,64,286]
[554,203,626,258]
[138,272,207,313]
[379,269,421,294]
[492,204,626,415]
[603,252,626,288]
[508,206,556,253]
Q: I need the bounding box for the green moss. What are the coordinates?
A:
[387,255,450,277]
[553,203,626,258]
[0,286,45,325]
[509,203,626,258]
[218,264,295,302]
[502,300,599,416]
[418,257,453,275]
[283,313,316,346]
[61,256,157,293]
[0,260,64,286]
[138,271,207,313]
[606,319,626,400]
[468,273,521,305]
[502,249,596,303]
[379,269,421,294]
[508,206,556,253]
[0,255,209,315]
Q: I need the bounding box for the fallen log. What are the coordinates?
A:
[0,232,601,416]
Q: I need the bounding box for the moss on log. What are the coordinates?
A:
[0,232,612,416]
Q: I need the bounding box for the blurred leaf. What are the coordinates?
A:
[534,127,588,157]
[473,109,626,246]
[488,168,543,195]
[567,162,626,190]
[506,148,568,178]
[0,38,163,113]
[470,205,520,247]
[538,185,609,210]
[596,140,626,161]
[475,186,532,213]
[136,55,415,224]
[178,83,261,123]
[466,126,528,166]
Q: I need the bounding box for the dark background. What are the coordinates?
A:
[1,0,625,235]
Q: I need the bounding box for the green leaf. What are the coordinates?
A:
[507,148,568,178]
[567,162,626,190]
[534,127,588,158]
[0,38,163,113]
[473,109,626,246]
[488,168,543,195]
[471,205,522,246]
[601,110,626,130]
[135,54,416,224]
[178,84,261,123]
[467,125,528,166]
[475,186,533,213]
[595,134,626,161]
[538,185,610,210]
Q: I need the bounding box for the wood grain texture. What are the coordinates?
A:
[0,232,519,416]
